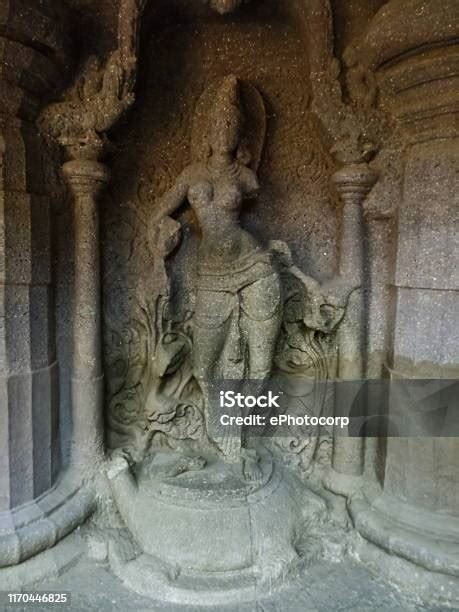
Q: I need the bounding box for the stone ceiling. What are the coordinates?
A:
[63,0,388,57]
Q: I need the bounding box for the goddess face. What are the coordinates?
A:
[210,113,241,156]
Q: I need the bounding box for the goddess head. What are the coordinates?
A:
[210,0,243,15]
[208,75,244,157]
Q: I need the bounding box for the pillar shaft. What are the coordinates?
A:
[330,164,377,481]
[62,160,109,469]
[63,161,108,378]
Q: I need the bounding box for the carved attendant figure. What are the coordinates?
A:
[150,76,282,476]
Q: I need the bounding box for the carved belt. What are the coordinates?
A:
[196,249,274,293]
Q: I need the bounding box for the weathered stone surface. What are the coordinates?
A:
[0,0,97,567]
[344,1,459,599]
[0,0,457,608]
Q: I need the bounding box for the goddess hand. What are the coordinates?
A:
[148,215,182,256]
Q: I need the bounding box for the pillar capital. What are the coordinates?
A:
[332,163,378,204]
[62,159,110,198]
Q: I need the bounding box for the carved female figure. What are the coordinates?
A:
[150,76,282,471]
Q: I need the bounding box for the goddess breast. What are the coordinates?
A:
[188,181,213,208]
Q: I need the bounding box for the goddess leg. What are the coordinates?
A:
[240,273,283,379]
[193,290,241,460]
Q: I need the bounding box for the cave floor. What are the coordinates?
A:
[2,533,449,612]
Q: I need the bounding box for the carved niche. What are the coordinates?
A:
[102,0,345,471]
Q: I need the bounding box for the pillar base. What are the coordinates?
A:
[352,535,459,608]
[0,531,87,591]
[349,488,459,591]
[0,471,95,568]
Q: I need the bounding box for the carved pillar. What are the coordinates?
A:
[37,0,142,472]
[0,1,94,568]
[307,1,381,495]
[327,163,377,492]
[62,157,109,469]
[348,1,459,602]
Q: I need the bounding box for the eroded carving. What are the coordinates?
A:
[108,75,349,481]
[100,7,357,594]
[37,0,149,472]
[38,51,135,153]
[272,249,347,470]
[311,36,390,165]
[146,75,279,481]
[38,0,146,156]
[207,0,247,15]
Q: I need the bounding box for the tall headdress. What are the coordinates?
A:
[191,74,266,171]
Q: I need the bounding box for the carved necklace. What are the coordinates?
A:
[207,157,241,180]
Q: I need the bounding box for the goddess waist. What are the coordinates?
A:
[196,248,274,293]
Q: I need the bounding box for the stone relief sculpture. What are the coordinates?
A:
[147,75,282,480]
[2,0,456,606]
[107,75,349,481]
[39,0,148,156]
[37,0,149,475]
[105,77,352,599]
[2,0,457,606]
[38,50,135,154]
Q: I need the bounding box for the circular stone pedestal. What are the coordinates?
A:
[107,450,326,605]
